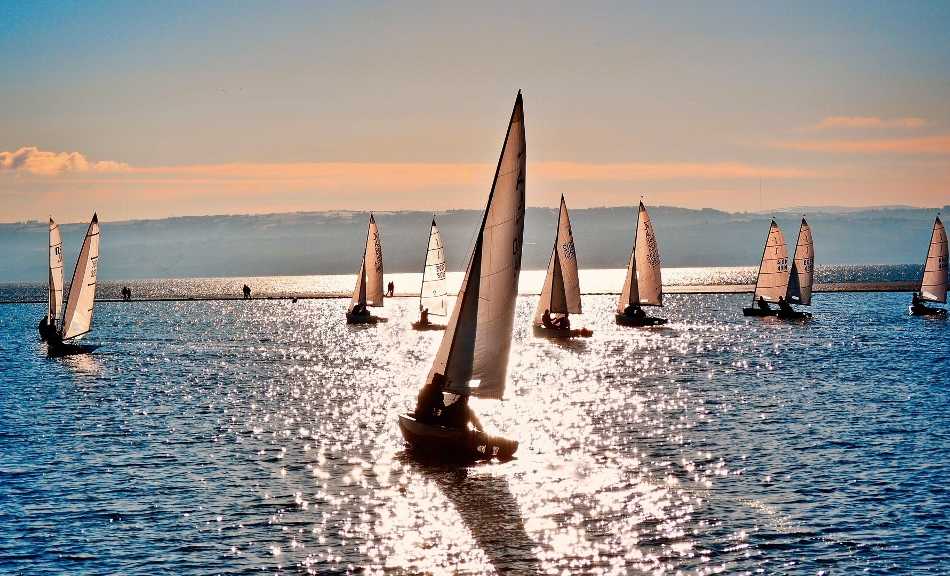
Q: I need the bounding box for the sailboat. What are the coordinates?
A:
[412,218,449,330]
[742,219,811,319]
[38,217,64,341]
[346,213,384,324]
[909,215,947,316]
[533,195,591,338]
[47,213,101,356]
[616,201,667,326]
[398,91,526,462]
[784,218,815,318]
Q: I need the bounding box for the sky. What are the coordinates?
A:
[1,0,949,222]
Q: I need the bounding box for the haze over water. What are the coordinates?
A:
[2,284,947,574]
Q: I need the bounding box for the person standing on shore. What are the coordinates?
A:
[387,281,395,297]
[243,284,251,299]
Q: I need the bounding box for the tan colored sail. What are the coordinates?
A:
[920,216,948,303]
[349,214,384,311]
[786,218,814,306]
[61,214,100,341]
[534,196,581,324]
[48,218,64,326]
[752,220,790,303]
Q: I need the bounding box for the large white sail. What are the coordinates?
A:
[534,195,581,323]
[349,214,384,311]
[429,92,526,400]
[920,216,948,303]
[752,220,790,303]
[420,218,448,316]
[60,214,100,341]
[786,218,814,306]
[618,202,663,311]
[48,217,64,326]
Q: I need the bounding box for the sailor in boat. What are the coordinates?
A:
[541,309,570,330]
[38,316,54,340]
[756,296,771,312]
[350,302,369,318]
[413,373,484,432]
[621,304,647,321]
[777,296,794,315]
[910,292,936,315]
[417,307,430,327]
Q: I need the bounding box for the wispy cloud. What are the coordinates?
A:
[776,135,950,155]
[0,146,130,176]
[812,116,928,130]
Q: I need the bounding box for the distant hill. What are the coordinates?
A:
[0,206,945,281]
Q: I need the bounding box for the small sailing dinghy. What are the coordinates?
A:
[412,218,448,330]
[38,217,64,341]
[782,218,815,319]
[398,92,526,462]
[743,218,813,319]
[910,215,947,317]
[47,214,101,356]
[616,201,667,327]
[533,195,591,338]
[346,213,384,324]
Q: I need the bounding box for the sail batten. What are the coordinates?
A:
[429,93,526,400]
[420,219,448,316]
[919,216,948,303]
[535,196,581,323]
[618,202,663,311]
[60,214,100,341]
[752,220,790,303]
[786,218,815,306]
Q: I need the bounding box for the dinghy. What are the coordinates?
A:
[533,195,591,338]
[412,218,448,330]
[38,217,64,341]
[742,219,796,318]
[346,213,384,324]
[910,215,947,317]
[48,214,101,356]
[615,202,667,326]
[398,92,526,462]
[781,218,815,319]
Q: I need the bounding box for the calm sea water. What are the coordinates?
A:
[1,278,948,574]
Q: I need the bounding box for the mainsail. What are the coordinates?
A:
[919,216,948,303]
[786,218,814,306]
[60,214,100,341]
[428,92,526,400]
[420,218,448,316]
[48,217,64,327]
[752,220,790,303]
[349,214,384,311]
[618,201,663,312]
[534,195,581,323]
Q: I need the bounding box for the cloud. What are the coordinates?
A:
[776,135,950,155]
[813,116,927,130]
[0,147,130,176]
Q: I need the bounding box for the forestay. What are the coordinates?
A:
[420,219,448,316]
[61,214,100,341]
[48,218,64,326]
[534,196,581,324]
[786,218,814,306]
[618,201,663,312]
[429,92,526,400]
[920,216,948,303]
[349,214,384,311]
[752,220,790,303]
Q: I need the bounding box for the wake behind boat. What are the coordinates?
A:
[346,214,385,324]
[909,215,947,317]
[411,218,448,330]
[616,201,667,327]
[47,213,101,356]
[398,91,526,463]
[533,195,591,339]
[742,218,813,320]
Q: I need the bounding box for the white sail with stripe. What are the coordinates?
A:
[786,218,814,306]
[919,216,948,303]
[61,214,100,341]
[420,218,448,316]
[534,195,581,324]
[429,92,526,400]
[48,218,64,327]
[752,220,790,303]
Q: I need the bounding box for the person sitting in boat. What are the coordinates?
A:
[38,316,52,340]
[623,304,646,320]
[351,302,368,317]
[414,372,447,424]
[910,292,932,314]
[777,296,794,314]
[418,307,430,326]
[756,296,771,311]
[441,392,484,432]
[541,308,555,328]
[553,314,570,330]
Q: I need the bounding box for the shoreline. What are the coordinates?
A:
[0,281,918,305]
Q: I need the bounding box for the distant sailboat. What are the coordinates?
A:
[533,195,591,338]
[616,201,667,326]
[48,214,101,356]
[412,218,448,330]
[743,218,812,319]
[346,213,384,324]
[38,217,64,341]
[910,215,947,316]
[785,218,815,311]
[398,92,526,462]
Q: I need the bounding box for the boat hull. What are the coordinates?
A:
[411,321,446,331]
[910,305,947,317]
[346,312,378,325]
[397,414,518,462]
[743,307,811,320]
[615,314,667,327]
[533,324,593,339]
[47,342,100,357]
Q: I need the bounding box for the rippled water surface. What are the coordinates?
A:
[1,291,948,574]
